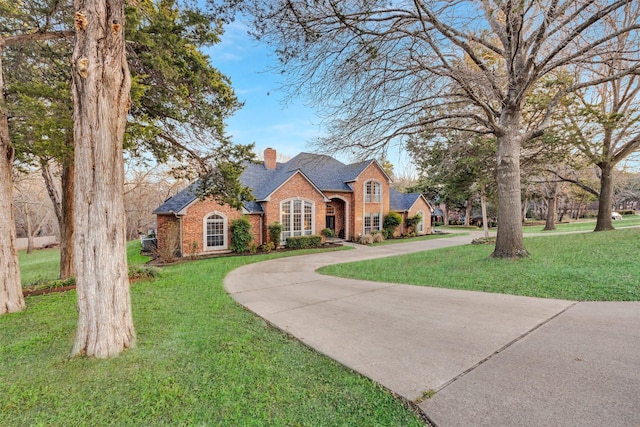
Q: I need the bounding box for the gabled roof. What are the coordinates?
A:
[153,182,263,215]
[154,152,393,214]
[153,182,199,215]
[389,188,432,212]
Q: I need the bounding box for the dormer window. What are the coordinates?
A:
[365,181,381,203]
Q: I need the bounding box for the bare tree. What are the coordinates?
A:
[70,0,135,358]
[14,171,58,253]
[559,7,640,231]
[124,165,187,240]
[234,0,640,257]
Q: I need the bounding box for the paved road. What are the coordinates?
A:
[224,234,640,426]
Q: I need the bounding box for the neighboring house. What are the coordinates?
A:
[153,148,432,256]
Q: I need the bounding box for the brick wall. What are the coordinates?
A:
[351,163,391,239]
[262,172,327,242]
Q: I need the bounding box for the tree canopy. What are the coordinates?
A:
[227,0,640,258]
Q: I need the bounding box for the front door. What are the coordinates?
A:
[325,215,335,232]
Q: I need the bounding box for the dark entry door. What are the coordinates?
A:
[325,215,335,231]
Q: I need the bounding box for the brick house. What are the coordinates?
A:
[153,148,432,256]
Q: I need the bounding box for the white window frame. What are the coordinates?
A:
[203,212,227,250]
[364,212,381,234]
[364,180,382,203]
[281,198,315,242]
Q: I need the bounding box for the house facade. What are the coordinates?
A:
[153,149,432,256]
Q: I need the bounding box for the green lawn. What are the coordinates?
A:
[522,215,640,233]
[18,240,152,286]
[319,228,640,301]
[1,243,424,427]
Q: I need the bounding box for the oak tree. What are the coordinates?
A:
[231,0,640,257]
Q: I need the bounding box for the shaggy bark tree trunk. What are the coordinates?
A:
[0,40,26,315]
[594,162,615,232]
[60,158,75,279]
[70,0,135,358]
[492,109,528,258]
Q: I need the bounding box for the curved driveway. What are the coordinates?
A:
[224,234,640,426]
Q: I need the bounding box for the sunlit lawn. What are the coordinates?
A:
[2,243,424,426]
[522,214,640,233]
[319,228,640,301]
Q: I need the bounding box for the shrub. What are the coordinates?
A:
[357,234,374,245]
[189,241,199,257]
[383,212,402,239]
[321,228,335,238]
[230,216,254,253]
[372,232,385,243]
[260,241,275,252]
[285,235,322,249]
[381,228,393,240]
[405,213,423,233]
[268,222,283,246]
[128,265,161,280]
[154,221,181,263]
[384,212,402,229]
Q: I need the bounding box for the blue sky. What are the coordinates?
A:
[205,20,325,160]
[205,19,415,174]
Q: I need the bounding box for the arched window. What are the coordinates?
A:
[281,199,314,241]
[204,213,227,250]
[365,181,381,203]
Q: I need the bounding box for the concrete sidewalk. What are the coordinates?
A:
[224,234,640,426]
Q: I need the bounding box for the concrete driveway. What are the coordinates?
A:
[224,234,640,426]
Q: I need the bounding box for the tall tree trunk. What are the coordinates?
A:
[594,162,615,232]
[60,156,75,279]
[25,208,35,254]
[41,151,75,279]
[480,185,489,238]
[70,0,135,358]
[442,204,449,226]
[0,41,26,315]
[543,181,558,231]
[464,201,472,226]
[543,195,557,231]
[492,109,528,258]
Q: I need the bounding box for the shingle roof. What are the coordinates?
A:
[152,182,199,214]
[389,188,422,212]
[154,152,385,214]
[153,181,264,215]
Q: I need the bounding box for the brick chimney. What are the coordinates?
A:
[264,147,277,170]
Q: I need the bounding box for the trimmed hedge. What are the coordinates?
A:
[285,235,322,249]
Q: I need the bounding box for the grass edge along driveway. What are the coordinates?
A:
[2,244,426,427]
[319,228,640,301]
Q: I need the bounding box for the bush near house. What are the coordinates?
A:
[230,216,254,253]
[405,213,422,234]
[285,235,322,249]
[383,212,402,239]
[268,222,283,245]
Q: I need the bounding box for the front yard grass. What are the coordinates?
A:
[522,215,640,233]
[1,243,424,426]
[319,228,640,301]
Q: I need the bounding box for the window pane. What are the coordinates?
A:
[206,214,225,248]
